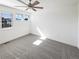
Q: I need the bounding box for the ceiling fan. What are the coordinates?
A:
[16,0,44,11]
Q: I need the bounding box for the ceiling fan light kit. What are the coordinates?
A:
[16,0,44,11]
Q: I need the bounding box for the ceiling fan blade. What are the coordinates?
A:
[15,6,27,7]
[34,7,44,9]
[17,0,28,5]
[32,8,37,11]
[32,1,40,6]
[29,0,32,5]
[25,8,29,10]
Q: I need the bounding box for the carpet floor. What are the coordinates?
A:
[0,34,79,59]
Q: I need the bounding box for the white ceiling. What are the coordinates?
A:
[0,0,28,10]
[0,0,78,11]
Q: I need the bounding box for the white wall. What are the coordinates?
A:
[31,0,78,47]
[0,5,30,44]
[78,1,79,48]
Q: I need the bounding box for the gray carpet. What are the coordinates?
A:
[0,34,79,59]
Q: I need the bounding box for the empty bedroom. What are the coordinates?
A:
[0,0,79,59]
